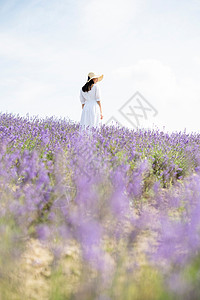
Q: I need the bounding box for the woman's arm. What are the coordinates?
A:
[96,84,103,119]
[82,104,85,109]
[97,101,103,119]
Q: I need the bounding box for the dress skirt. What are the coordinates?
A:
[80,100,101,132]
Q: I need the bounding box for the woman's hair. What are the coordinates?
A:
[82,77,94,92]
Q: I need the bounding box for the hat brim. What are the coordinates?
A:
[87,74,104,83]
[97,74,103,82]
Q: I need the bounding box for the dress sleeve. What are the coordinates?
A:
[80,90,86,104]
[95,84,101,102]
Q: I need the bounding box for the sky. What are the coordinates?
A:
[0,0,200,134]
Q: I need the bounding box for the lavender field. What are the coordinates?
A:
[1,112,200,300]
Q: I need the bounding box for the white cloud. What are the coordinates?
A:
[109,59,200,133]
[111,59,178,99]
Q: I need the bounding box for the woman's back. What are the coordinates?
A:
[80,83,101,103]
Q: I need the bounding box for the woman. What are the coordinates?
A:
[80,72,103,133]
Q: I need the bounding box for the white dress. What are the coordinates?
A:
[80,83,101,132]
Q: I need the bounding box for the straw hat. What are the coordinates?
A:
[87,72,103,83]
